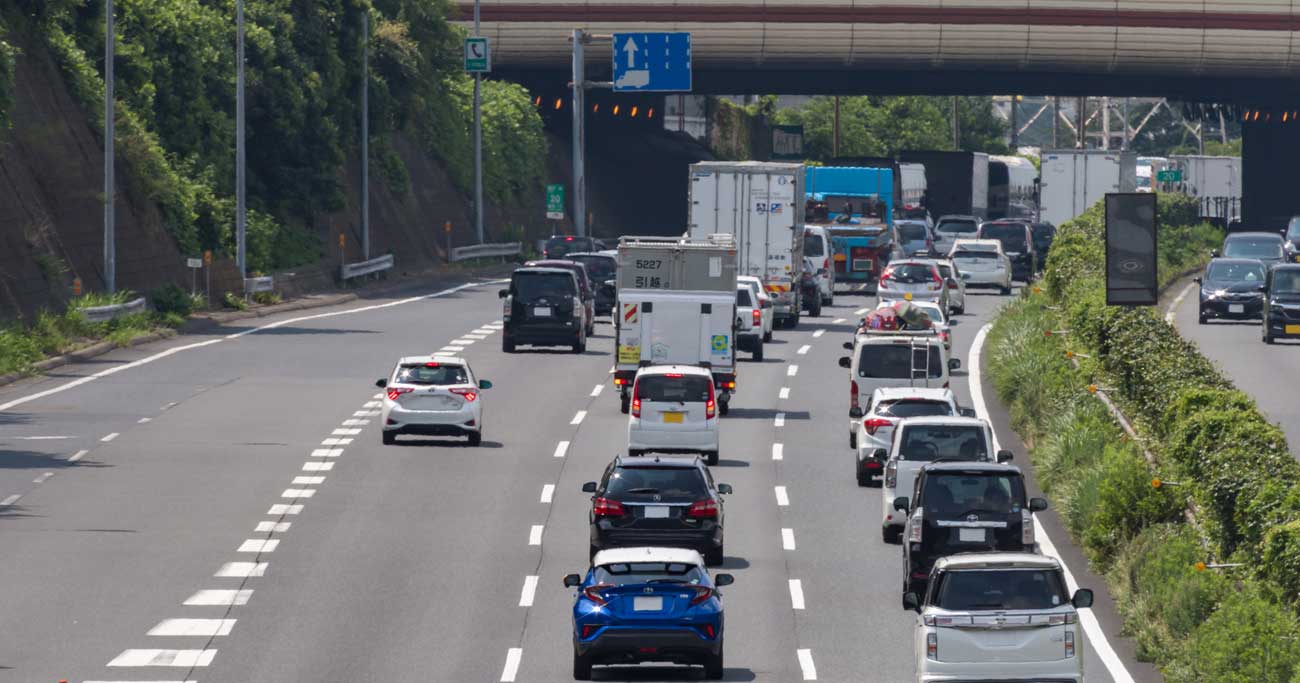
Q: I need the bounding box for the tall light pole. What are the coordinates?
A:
[473,0,485,243]
[236,0,247,279]
[572,28,586,238]
[104,0,116,293]
[951,96,960,149]
[361,11,370,260]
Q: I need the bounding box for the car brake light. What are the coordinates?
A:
[631,381,642,417]
[863,417,893,435]
[722,380,736,390]
[885,460,897,488]
[824,257,830,271]
[909,508,924,543]
[583,584,611,605]
[593,497,625,517]
[614,377,626,386]
[687,499,719,518]
[850,380,860,410]
[706,382,717,419]
[698,623,716,638]
[424,362,439,367]
[665,373,683,378]
[688,586,714,606]
[753,309,761,326]
[386,387,412,401]
[926,632,938,660]
[449,388,477,402]
[1064,630,1075,658]
[566,236,574,241]
[1022,508,1035,546]
[581,624,600,638]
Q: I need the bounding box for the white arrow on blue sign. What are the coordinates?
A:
[612,32,691,92]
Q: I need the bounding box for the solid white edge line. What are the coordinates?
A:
[571,410,587,425]
[1165,280,1197,324]
[968,323,1136,683]
[528,524,544,546]
[774,412,786,428]
[782,528,796,550]
[774,486,790,506]
[772,443,784,460]
[540,484,555,503]
[519,575,539,607]
[797,648,818,680]
[553,441,570,458]
[788,579,806,609]
[500,647,523,682]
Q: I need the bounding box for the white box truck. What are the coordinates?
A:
[1039,150,1137,226]
[613,236,740,414]
[1167,155,1242,220]
[688,161,806,329]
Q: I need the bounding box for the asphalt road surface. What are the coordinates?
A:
[0,275,1159,682]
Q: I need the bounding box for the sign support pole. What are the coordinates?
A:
[361,11,370,260]
[572,28,587,238]
[104,0,116,294]
[473,0,485,244]
[236,0,247,280]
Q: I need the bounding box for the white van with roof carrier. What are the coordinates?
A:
[838,329,960,420]
[903,553,1091,683]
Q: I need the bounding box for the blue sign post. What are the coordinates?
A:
[612,32,692,92]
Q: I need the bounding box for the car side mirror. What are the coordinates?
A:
[902,591,921,612]
[498,289,509,298]
[581,481,598,493]
[839,357,852,369]
[893,496,910,512]
[947,278,959,287]
[1072,589,1094,609]
[1210,249,1220,258]
[997,450,1015,463]
[713,573,735,587]
[478,379,493,389]
[873,448,888,460]
[959,407,977,418]
[842,342,854,351]
[717,484,733,495]
[1193,276,1202,285]
[375,378,387,388]
[961,272,972,280]
[849,407,864,419]
[563,573,582,588]
[1029,497,1049,512]
[1258,284,1268,292]
[761,300,772,309]
[948,358,961,371]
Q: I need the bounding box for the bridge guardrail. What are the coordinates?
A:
[80,297,147,323]
[450,242,522,262]
[244,276,275,293]
[340,254,395,281]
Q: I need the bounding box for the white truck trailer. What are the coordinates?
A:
[1166,155,1242,221]
[687,161,806,329]
[1039,150,1137,226]
[613,236,740,414]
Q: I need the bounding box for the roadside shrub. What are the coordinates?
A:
[1263,519,1300,604]
[150,283,193,317]
[1172,585,1300,683]
[1160,386,1259,438]
[1082,444,1186,565]
[222,292,248,311]
[0,326,43,374]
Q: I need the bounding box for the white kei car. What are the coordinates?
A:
[737,275,774,342]
[849,387,970,486]
[627,365,720,465]
[949,239,1013,295]
[377,355,492,446]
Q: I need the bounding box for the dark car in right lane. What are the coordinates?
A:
[1197,258,1268,324]
[1263,263,1300,343]
[1218,231,1286,267]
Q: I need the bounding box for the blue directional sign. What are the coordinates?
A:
[612,32,691,93]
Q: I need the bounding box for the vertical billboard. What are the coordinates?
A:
[1105,193,1158,306]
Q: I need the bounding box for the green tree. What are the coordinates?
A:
[774,95,1007,161]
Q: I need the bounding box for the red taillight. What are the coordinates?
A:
[566,236,574,241]
[824,257,830,271]
[665,373,683,378]
[863,417,894,435]
[753,309,761,326]
[423,362,439,367]
[583,584,612,605]
[631,381,642,417]
[706,382,717,419]
[722,380,736,390]
[689,586,715,606]
[593,497,625,517]
[386,387,412,401]
[449,388,477,402]
[687,499,719,518]
[581,624,600,637]
[850,380,860,409]
[699,623,716,638]
[613,377,626,386]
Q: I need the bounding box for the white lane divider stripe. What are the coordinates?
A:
[571,410,587,425]
[138,417,151,423]
[812,329,825,338]
[519,576,539,607]
[553,441,570,458]
[540,484,555,503]
[779,387,791,400]
[452,339,476,345]
[33,471,53,484]
[797,648,818,680]
[312,448,343,457]
[183,589,253,606]
[101,432,119,442]
[302,461,334,472]
[440,345,465,352]
[500,647,523,682]
[788,579,806,609]
[342,418,369,426]
[292,476,325,485]
[216,562,267,578]
[267,504,303,515]
[782,528,796,550]
[1,494,21,506]
[13,435,71,440]
[772,443,784,461]
[363,401,381,408]
[465,334,489,340]
[590,384,604,397]
[254,521,291,533]
[68,449,89,462]
[281,489,315,499]
[528,525,544,546]
[854,307,869,315]
[148,619,237,637]
[775,486,790,506]
[372,393,383,399]
[320,438,352,446]
[108,649,216,667]
[832,317,847,324]
[774,412,786,428]
[797,344,811,355]
[787,364,799,376]
[331,428,361,436]
[237,539,279,553]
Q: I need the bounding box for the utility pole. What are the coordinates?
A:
[951,96,960,149]
[833,96,840,158]
[1076,96,1086,149]
[1101,96,1111,150]
[1052,96,1060,148]
[236,0,247,279]
[473,0,485,243]
[572,28,587,237]
[1009,95,1019,150]
[361,11,370,260]
[103,0,115,293]
[1122,97,1131,150]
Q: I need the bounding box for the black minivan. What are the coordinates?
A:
[500,267,586,353]
[1263,263,1300,344]
[977,220,1037,281]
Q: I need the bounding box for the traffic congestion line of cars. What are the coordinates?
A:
[1195,228,1300,343]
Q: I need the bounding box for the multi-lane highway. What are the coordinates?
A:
[0,274,1158,682]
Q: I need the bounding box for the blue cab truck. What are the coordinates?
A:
[804,166,897,287]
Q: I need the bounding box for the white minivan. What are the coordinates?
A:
[803,226,835,305]
[838,330,959,419]
[627,365,720,465]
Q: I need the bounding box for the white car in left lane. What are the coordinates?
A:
[376,355,492,446]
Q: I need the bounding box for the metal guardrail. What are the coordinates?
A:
[340,254,395,280]
[244,276,275,293]
[80,297,147,323]
[450,242,522,262]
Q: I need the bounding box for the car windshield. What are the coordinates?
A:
[981,224,1028,251]
[898,206,929,220]
[898,224,929,241]
[394,363,468,386]
[594,563,706,585]
[636,375,712,403]
[897,425,988,462]
[736,289,754,307]
[921,472,1024,515]
[887,264,937,284]
[1206,262,1265,282]
[803,234,825,257]
[1274,270,1300,295]
[546,237,594,257]
[1224,237,1283,260]
[606,467,708,497]
[932,569,1069,611]
[570,256,615,280]
[876,399,954,418]
[511,271,575,301]
[857,345,944,379]
[937,219,978,234]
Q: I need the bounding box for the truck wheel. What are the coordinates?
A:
[573,330,586,353]
[857,465,871,487]
[718,398,730,416]
[1000,284,1013,296]
[790,312,801,329]
[763,330,772,343]
[808,297,822,317]
[753,343,764,362]
[620,394,630,414]
[502,336,516,353]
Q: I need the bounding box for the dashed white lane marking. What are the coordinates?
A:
[342,418,369,426]
[788,579,806,609]
[183,589,253,606]
[570,410,587,425]
[13,435,71,440]
[68,449,89,463]
[439,345,465,352]
[281,489,315,499]
[33,471,54,484]
[216,562,267,578]
[812,329,825,338]
[553,441,570,458]
[320,438,352,446]
[108,649,216,667]
[797,344,811,355]
[452,338,476,345]
[101,432,119,442]
[254,521,291,533]
[608,365,616,374]
[0,494,21,506]
[363,401,381,408]
[854,307,869,315]
[772,444,785,461]
[797,648,818,680]
[775,486,790,506]
[519,575,540,607]
[1165,281,1197,324]
[312,448,343,457]
[292,476,325,485]
[138,417,151,424]
[331,428,361,436]
[267,504,303,515]
[774,412,786,428]
[528,524,544,546]
[302,461,334,472]
[540,484,555,503]
[779,387,791,400]
[89,680,196,683]
[500,647,523,681]
[787,364,799,376]
[148,619,237,637]
[782,528,796,550]
[590,384,604,397]
[465,333,489,340]
[372,393,384,399]
[160,401,179,411]
[238,539,280,553]
[832,317,847,324]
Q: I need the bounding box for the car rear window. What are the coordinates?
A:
[803,234,826,257]
[571,255,616,280]
[546,237,595,257]
[1274,269,1300,294]
[1224,237,1283,260]
[932,569,1069,611]
[607,467,708,497]
[935,263,954,279]
[921,472,1025,514]
[876,399,954,418]
[595,563,705,585]
[980,224,1028,251]
[511,271,575,301]
[736,288,753,307]
[394,363,468,385]
[897,425,987,461]
[898,224,929,241]
[886,263,937,283]
[856,345,944,379]
[937,219,977,234]
[636,375,713,402]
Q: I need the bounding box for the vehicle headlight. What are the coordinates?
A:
[1287,241,1296,251]
[1212,289,1227,299]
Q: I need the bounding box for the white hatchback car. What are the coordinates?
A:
[377,356,491,446]
[904,553,1091,683]
[877,260,950,312]
[627,365,720,465]
[737,275,774,342]
[949,239,1013,295]
[849,388,970,486]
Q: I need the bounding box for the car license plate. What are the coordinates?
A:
[633,596,663,611]
[958,528,985,543]
[533,306,551,317]
[1229,304,1244,313]
[662,412,684,424]
[643,505,670,519]
[1287,324,1300,335]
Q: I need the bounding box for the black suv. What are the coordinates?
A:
[499,267,586,353]
[1263,263,1300,343]
[544,235,597,259]
[894,462,1047,594]
[1197,258,1267,323]
[1029,222,1056,270]
[566,252,618,317]
[977,220,1037,281]
[583,455,732,566]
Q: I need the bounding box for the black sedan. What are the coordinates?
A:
[1197,258,1267,323]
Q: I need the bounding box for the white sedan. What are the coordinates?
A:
[849,387,964,486]
[377,355,492,446]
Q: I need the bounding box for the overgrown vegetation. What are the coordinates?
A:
[773,95,1009,160]
[0,290,163,375]
[987,193,1300,681]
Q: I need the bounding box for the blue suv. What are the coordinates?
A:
[563,546,733,680]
